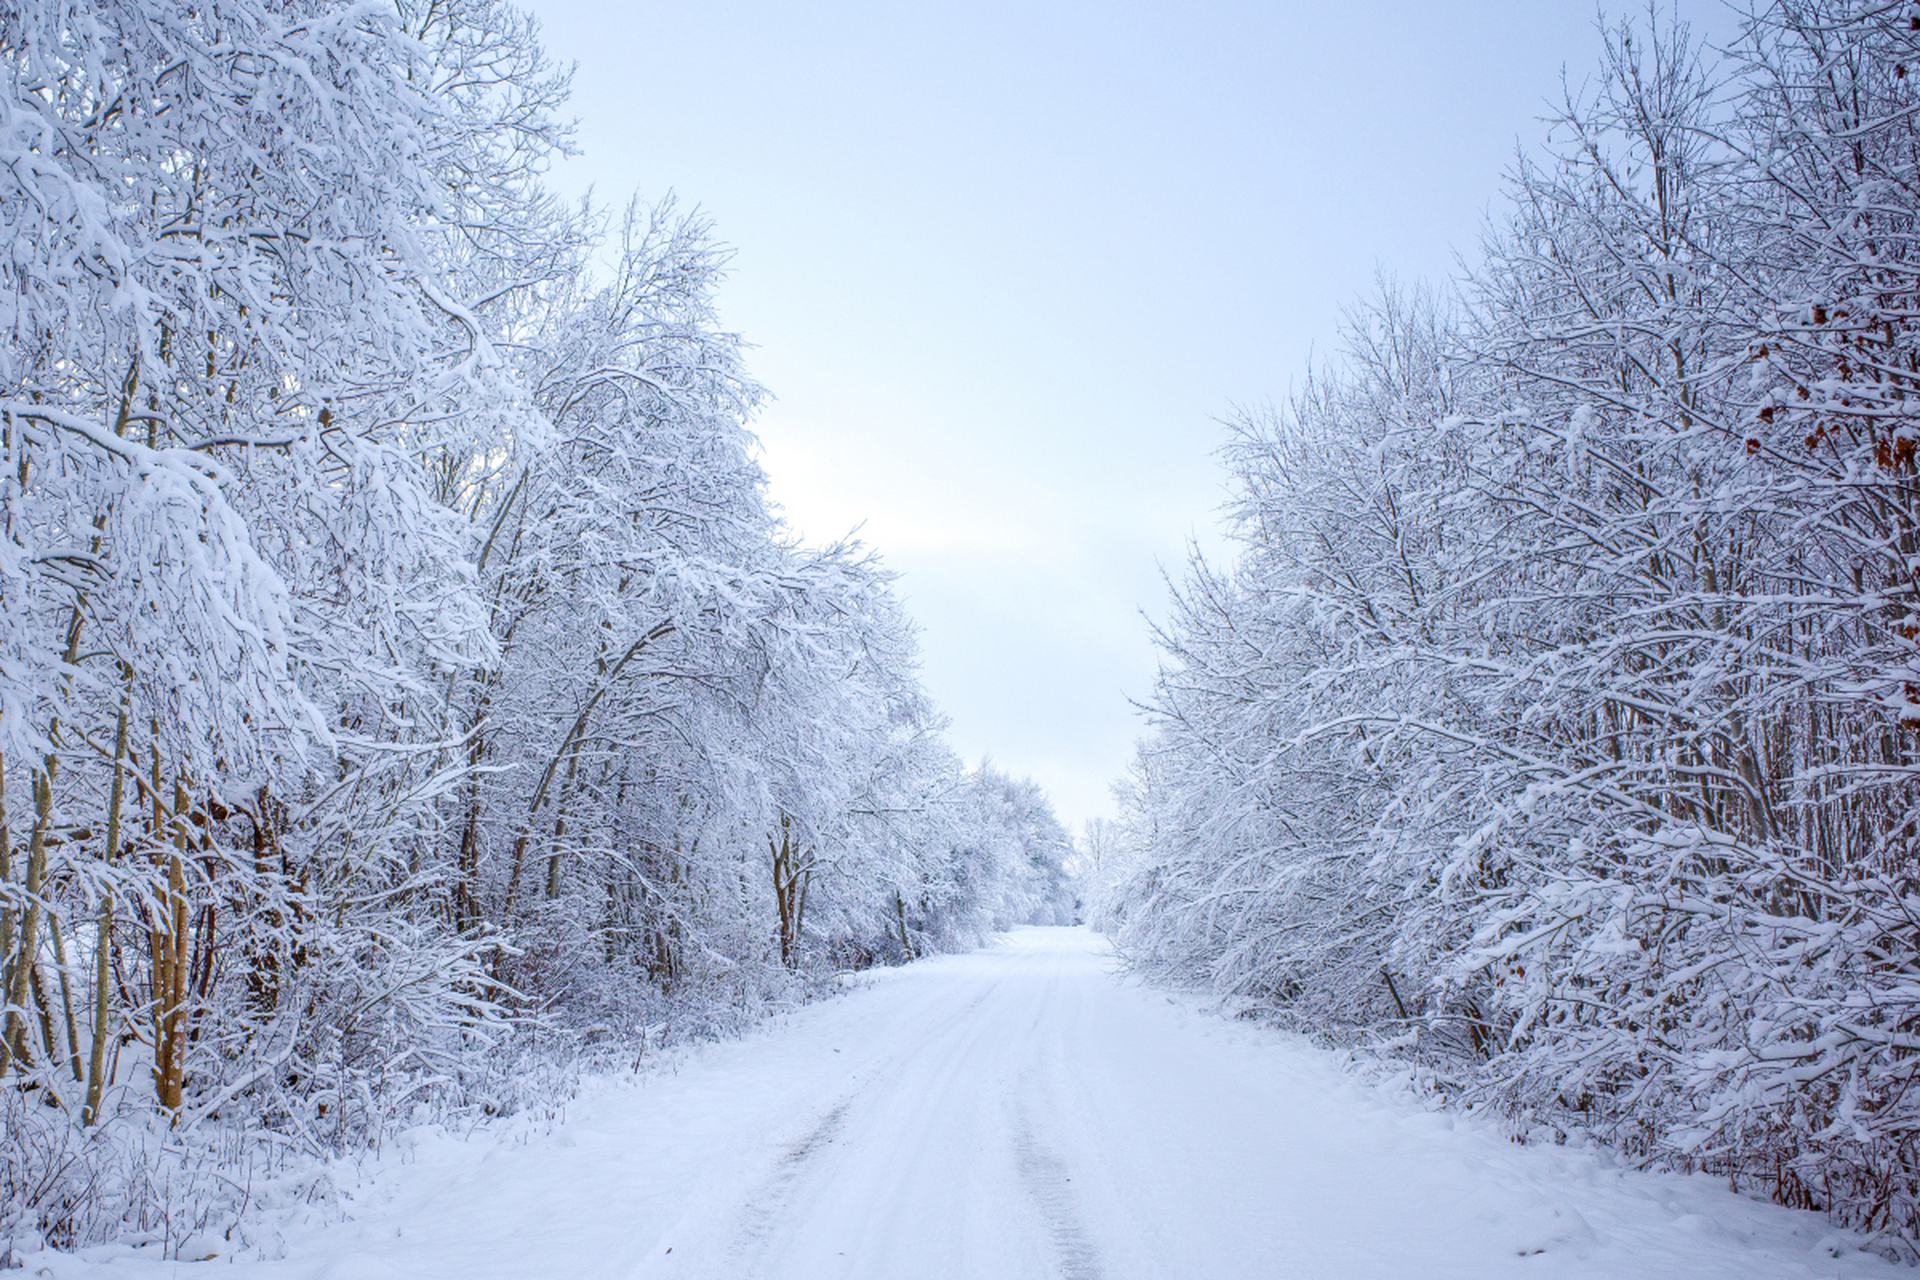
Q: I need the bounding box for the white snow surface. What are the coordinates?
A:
[34,927,1903,1279]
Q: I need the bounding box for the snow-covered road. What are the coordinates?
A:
[45,927,1903,1278]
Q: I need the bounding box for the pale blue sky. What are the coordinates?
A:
[524,1,1734,830]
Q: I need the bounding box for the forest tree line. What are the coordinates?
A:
[1091,1,1920,1255]
[0,0,1073,1252]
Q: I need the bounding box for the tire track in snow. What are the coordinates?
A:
[693,980,1009,1276]
[723,1097,852,1274]
[1014,1106,1103,1280]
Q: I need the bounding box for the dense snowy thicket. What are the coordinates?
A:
[0,0,1071,1256]
[1098,1,1920,1254]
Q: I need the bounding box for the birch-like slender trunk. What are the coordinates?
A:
[48,914,83,1083]
[0,753,14,1077]
[152,777,191,1114]
[4,761,55,1073]
[83,697,130,1124]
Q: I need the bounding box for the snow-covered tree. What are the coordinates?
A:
[1102,6,1920,1251]
[0,0,1071,1255]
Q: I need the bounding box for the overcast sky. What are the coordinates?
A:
[522,0,1735,832]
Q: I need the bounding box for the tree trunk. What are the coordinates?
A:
[148,765,190,1116]
[769,815,812,970]
[4,760,55,1073]
[244,784,283,1019]
[83,698,130,1124]
[895,892,916,960]
[0,753,14,1077]
[48,914,83,1083]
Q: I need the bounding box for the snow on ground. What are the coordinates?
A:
[29,927,1904,1279]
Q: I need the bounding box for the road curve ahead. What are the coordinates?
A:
[44,927,1899,1280]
